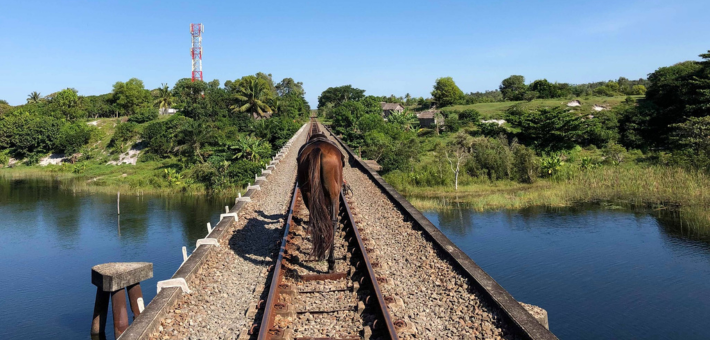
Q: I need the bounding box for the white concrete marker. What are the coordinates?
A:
[247,184,261,191]
[137,297,145,313]
[237,192,251,202]
[157,278,190,294]
[182,246,188,262]
[225,206,230,213]
[207,222,212,234]
[196,238,219,248]
[136,298,145,313]
[220,212,238,222]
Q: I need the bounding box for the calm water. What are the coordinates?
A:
[423,205,710,340]
[0,177,230,339]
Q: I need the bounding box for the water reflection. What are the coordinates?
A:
[0,177,230,339]
[423,204,710,340]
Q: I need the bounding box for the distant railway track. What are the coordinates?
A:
[255,120,399,340]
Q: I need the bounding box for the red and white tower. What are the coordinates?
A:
[190,23,204,82]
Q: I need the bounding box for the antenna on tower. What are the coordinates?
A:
[190,23,204,82]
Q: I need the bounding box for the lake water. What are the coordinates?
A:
[423,205,710,340]
[0,177,230,340]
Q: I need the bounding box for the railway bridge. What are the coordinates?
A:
[114,119,557,340]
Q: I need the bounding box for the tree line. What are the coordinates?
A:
[320,49,710,190]
[0,73,311,190]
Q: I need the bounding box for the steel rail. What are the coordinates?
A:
[341,189,399,339]
[257,183,300,340]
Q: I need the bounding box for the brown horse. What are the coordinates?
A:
[297,131,344,272]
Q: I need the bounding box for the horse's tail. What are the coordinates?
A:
[308,147,332,259]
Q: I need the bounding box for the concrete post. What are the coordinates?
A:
[111,289,129,336]
[90,262,153,339]
[127,283,144,319]
[90,287,110,335]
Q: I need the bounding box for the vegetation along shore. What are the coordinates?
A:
[318,50,710,227]
[0,74,311,196]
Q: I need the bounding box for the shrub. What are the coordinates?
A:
[142,121,171,156]
[56,123,95,154]
[465,136,513,181]
[540,154,564,177]
[0,150,9,166]
[111,122,139,151]
[128,106,159,123]
[512,143,538,183]
[0,113,64,156]
[458,109,481,125]
[228,159,264,187]
[602,141,626,165]
[477,122,506,137]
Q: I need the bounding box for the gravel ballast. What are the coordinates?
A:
[323,125,519,340]
[147,127,308,340]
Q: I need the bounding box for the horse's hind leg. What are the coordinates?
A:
[327,202,338,273]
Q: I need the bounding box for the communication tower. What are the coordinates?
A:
[190,23,204,82]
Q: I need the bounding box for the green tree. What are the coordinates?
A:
[631,85,647,95]
[111,78,152,116]
[52,88,84,120]
[317,85,365,109]
[671,116,710,154]
[505,106,583,152]
[57,122,95,154]
[431,77,464,107]
[528,79,559,99]
[275,78,305,98]
[500,75,527,101]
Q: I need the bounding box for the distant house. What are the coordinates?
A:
[381,102,404,118]
[417,109,443,128]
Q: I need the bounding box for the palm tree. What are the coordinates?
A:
[27,91,42,104]
[388,109,419,132]
[154,83,174,114]
[231,136,270,163]
[230,77,273,119]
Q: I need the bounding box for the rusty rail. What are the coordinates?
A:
[257,184,300,340]
[341,189,398,339]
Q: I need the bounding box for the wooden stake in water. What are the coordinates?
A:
[117,192,120,215]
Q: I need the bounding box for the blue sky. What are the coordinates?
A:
[2,0,709,106]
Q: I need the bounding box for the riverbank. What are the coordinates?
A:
[0,161,245,197]
[387,165,710,229]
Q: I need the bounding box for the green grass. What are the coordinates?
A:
[0,156,248,198]
[443,95,641,119]
[390,165,710,226]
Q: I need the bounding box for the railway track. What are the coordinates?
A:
[254,121,400,340]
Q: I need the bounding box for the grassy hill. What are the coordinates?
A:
[442,95,641,119]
